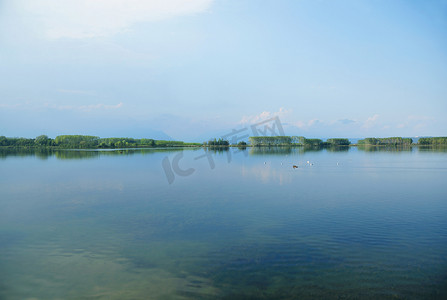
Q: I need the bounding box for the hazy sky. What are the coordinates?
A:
[1,0,446,141]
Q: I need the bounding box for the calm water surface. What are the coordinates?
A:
[0,147,446,299]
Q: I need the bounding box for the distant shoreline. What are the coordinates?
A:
[1,144,446,151]
[1,135,446,149]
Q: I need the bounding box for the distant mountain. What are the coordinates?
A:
[190,127,255,144]
[126,129,173,140]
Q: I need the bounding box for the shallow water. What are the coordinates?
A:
[0,146,446,299]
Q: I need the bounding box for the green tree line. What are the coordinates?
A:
[3,134,445,148]
[357,137,413,146]
[248,136,350,146]
[204,138,230,146]
[418,137,447,145]
[326,138,351,146]
[249,136,292,146]
[0,135,199,149]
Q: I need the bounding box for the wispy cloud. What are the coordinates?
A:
[239,107,291,125]
[307,119,320,127]
[338,118,356,125]
[14,0,214,39]
[363,114,380,129]
[2,101,123,112]
[58,89,95,96]
[2,101,123,111]
[407,115,434,122]
[49,102,124,112]
[396,115,435,130]
[309,84,337,90]
[0,103,23,109]
[293,119,322,129]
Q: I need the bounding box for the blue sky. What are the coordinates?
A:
[1,0,446,141]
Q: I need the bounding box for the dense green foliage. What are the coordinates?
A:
[55,135,100,148]
[291,136,305,144]
[249,136,292,146]
[358,137,413,146]
[98,137,148,148]
[357,145,413,152]
[326,138,351,146]
[418,137,447,145]
[248,136,349,147]
[302,138,323,146]
[35,135,53,146]
[0,136,36,147]
[3,134,446,149]
[0,135,198,149]
[204,138,230,146]
[155,140,190,147]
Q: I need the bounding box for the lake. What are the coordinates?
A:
[0,146,446,299]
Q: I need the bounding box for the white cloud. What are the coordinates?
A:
[51,102,124,112]
[58,89,95,96]
[0,103,23,109]
[307,119,320,127]
[363,114,379,129]
[14,0,214,39]
[309,84,337,90]
[1,101,123,112]
[294,121,306,129]
[338,118,356,125]
[396,115,434,131]
[407,115,434,121]
[239,107,291,125]
[293,119,321,129]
